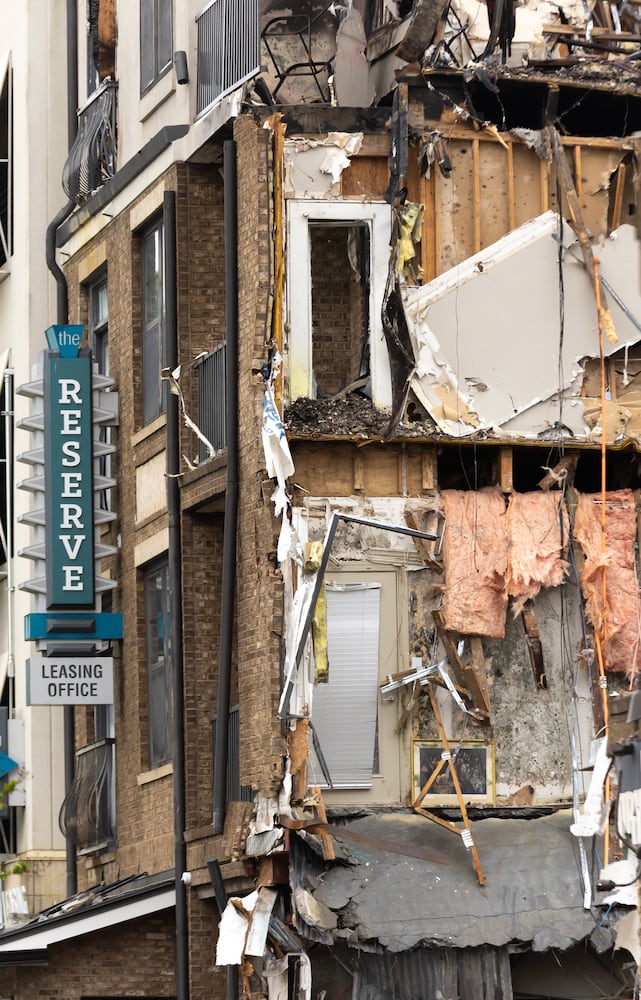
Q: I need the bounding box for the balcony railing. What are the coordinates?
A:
[212,706,253,803]
[59,738,115,855]
[196,342,227,462]
[62,79,117,206]
[196,0,260,115]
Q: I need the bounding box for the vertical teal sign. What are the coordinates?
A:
[44,326,95,610]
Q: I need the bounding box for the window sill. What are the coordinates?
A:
[139,70,175,123]
[132,413,167,448]
[137,762,173,785]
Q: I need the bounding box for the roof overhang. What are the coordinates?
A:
[0,879,175,963]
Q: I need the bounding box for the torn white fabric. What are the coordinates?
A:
[245,888,278,957]
[162,364,217,466]
[262,365,295,563]
[570,738,611,838]
[215,891,258,966]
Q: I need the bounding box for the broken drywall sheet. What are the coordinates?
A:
[506,492,569,615]
[401,215,641,441]
[284,133,364,198]
[614,908,641,964]
[442,489,508,639]
[334,8,375,107]
[574,489,641,677]
[216,891,259,966]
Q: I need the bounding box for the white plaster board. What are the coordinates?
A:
[402,213,641,439]
[284,146,338,199]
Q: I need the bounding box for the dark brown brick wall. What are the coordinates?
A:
[0,912,176,998]
[48,119,289,1000]
[311,224,368,396]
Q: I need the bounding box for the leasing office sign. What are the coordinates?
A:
[44,326,95,610]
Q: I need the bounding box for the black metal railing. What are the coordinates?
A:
[62,79,117,205]
[196,0,260,115]
[196,342,227,462]
[59,738,115,854]
[212,706,253,803]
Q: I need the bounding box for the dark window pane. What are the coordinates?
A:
[145,559,173,767]
[142,220,165,425]
[140,0,156,90]
[158,0,173,75]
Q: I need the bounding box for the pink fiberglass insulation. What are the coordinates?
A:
[442,489,508,639]
[506,492,570,616]
[574,490,641,677]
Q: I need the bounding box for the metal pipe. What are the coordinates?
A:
[164,191,189,1000]
[45,0,79,902]
[3,366,14,717]
[212,140,239,836]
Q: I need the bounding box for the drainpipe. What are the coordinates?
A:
[212,140,239,837]
[164,191,189,1000]
[44,0,78,899]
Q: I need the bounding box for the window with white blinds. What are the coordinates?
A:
[310,582,381,788]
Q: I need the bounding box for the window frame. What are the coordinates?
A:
[143,556,174,768]
[140,0,173,95]
[287,200,392,409]
[140,215,167,426]
[0,52,12,278]
[309,569,409,805]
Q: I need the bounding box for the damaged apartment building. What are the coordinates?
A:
[3,0,641,998]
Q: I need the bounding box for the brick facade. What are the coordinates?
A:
[37,124,287,999]
[0,912,176,999]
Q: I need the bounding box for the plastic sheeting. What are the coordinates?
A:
[442,489,508,638]
[574,489,641,677]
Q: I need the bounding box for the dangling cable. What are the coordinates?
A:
[593,255,611,865]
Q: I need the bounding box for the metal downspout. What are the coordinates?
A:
[164,191,189,1000]
[44,0,78,900]
[216,144,240,1000]
[3,366,14,719]
[213,140,239,840]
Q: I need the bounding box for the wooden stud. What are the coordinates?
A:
[610,161,626,233]
[420,172,437,282]
[499,447,513,494]
[574,145,583,209]
[521,600,547,689]
[540,157,549,213]
[473,138,482,253]
[468,636,491,715]
[353,449,365,492]
[432,611,489,719]
[506,142,516,232]
[309,786,335,861]
[422,447,437,492]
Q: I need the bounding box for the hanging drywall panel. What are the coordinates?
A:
[402,212,641,439]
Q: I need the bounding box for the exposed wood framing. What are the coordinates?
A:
[308,786,336,860]
[433,610,490,719]
[413,683,486,885]
[521,600,547,689]
[610,161,626,232]
[499,447,513,493]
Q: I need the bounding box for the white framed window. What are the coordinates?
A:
[287,200,392,409]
